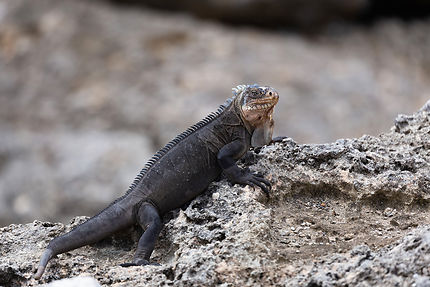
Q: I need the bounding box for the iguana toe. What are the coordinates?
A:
[249,175,271,197]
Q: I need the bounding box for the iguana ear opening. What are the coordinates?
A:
[251,118,274,147]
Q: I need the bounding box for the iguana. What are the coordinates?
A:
[34,84,280,279]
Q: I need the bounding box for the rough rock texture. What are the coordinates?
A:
[287,227,430,286]
[1,105,430,286]
[1,0,430,226]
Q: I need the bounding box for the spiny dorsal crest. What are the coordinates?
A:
[232,84,248,96]
[125,96,230,194]
[232,84,263,97]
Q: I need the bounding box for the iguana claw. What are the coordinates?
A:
[224,166,271,197]
[247,173,271,197]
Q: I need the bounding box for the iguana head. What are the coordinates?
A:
[232,84,279,147]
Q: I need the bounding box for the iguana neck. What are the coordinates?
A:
[233,96,253,135]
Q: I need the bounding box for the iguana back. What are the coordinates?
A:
[135,101,249,214]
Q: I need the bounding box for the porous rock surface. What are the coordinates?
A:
[2,0,430,226]
[1,106,430,286]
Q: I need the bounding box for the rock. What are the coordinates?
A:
[2,0,430,226]
[116,0,430,29]
[0,130,153,226]
[41,276,101,287]
[383,207,396,217]
[1,105,430,286]
[117,0,368,30]
[287,226,430,286]
[420,99,430,112]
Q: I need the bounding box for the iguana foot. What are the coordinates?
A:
[246,172,271,197]
[120,259,160,267]
[225,167,271,196]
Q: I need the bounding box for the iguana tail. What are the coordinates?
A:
[34,198,136,279]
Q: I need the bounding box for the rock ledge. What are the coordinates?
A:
[1,107,430,286]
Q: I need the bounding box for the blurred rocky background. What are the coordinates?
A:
[0,0,430,226]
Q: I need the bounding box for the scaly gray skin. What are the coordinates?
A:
[34,84,280,279]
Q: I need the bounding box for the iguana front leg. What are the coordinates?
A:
[218,140,271,196]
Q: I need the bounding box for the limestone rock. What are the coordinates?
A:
[1,105,429,286]
[287,226,430,286]
[1,0,430,226]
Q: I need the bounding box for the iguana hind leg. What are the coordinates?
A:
[120,202,162,267]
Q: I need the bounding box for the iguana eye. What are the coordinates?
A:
[269,92,272,96]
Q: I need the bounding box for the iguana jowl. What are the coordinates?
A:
[34,84,280,279]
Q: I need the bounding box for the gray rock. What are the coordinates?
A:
[0,105,430,286]
[2,0,430,226]
[41,276,101,287]
[1,1,430,285]
[420,99,430,112]
[0,129,153,226]
[287,226,430,287]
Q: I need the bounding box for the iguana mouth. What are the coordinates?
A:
[243,102,276,111]
[244,93,279,111]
